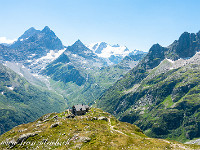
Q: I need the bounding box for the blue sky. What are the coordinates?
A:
[1,0,200,51]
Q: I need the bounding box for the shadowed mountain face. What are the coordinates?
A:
[165,31,200,60]
[41,53,86,86]
[97,31,200,142]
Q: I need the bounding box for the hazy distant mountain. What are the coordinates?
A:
[87,42,146,64]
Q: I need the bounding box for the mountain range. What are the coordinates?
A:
[1,26,200,147]
[0,26,146,136]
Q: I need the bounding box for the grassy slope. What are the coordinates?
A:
[118,64,200,142]
[0,64,68,135]
[0,108,197,150]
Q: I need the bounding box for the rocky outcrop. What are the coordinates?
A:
[17,133,38,143]
[50,122,60,128]
[98,116,108,121]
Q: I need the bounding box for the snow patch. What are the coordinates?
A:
[39,48,65,61]
[19,73,24,77]
[166,58,174,63]
[28,54,36,58]
[27,60,32,62]
[32,74,39,77]
[7,86,14,90]
[72,54,77,57]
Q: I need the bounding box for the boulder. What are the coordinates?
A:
[66,114,75,118]
[50,122,60,128]
[98,116,108,121]
[17,133,38,144]
[78,136,91,143]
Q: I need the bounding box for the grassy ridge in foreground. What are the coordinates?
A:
[0,108,198,150]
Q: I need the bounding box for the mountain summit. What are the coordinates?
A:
[18,27,40,41]
[3,26,64,63]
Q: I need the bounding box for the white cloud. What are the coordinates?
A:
[0,37,16,44]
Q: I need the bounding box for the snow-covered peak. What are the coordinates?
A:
[87,42,143,59]
[88,42,127,58]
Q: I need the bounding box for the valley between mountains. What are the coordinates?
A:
[0,26,200,149]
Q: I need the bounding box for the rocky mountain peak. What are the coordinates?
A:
[41,26,56,36]
[43,26,51,31]
[166,31,200,60]
[6,26,64,63]
[148,43,165,59]
[18,27,40,40]
[25,27,36,33]
[74,39,84,46]
[68,39,89,53]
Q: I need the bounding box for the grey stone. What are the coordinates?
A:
[98,116,108,121]
[17,133,38,144]
[50,122,60,128]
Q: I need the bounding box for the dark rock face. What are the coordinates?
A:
[0,44,8,61]
[143,44,166,70]
[166,31,200,60]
